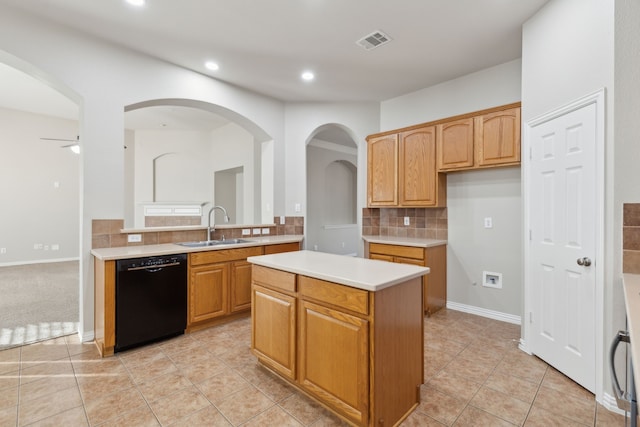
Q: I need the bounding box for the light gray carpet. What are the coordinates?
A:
[0,261,79,350]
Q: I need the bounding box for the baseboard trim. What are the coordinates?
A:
[601,392,627,416]
[78,330,94,343]
[0,257,79,268]
[446,301,521,325]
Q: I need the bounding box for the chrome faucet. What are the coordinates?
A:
[207,205,230,242]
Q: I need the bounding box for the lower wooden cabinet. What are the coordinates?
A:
[189,262,228,323]
[187,245,275,331]
[251,265,423,427]
[251,284,296,380]
[368,242,447,315]
[230,260,253,313]
[299,299,369,424]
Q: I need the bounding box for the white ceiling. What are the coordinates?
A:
[0,0,549,104]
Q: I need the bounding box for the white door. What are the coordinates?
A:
[529,102,597,393]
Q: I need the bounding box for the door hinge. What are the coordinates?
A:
[529,229,532,241]
[529,146,532,160]
[529,311,533,324]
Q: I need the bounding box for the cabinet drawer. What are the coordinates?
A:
[299,276,368,316]
[369,243,425,260]
[264,242,300,255]
[252,265,297,293]
[190,246,263,266]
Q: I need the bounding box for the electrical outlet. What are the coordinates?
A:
[484,217,493,228]
[128,234,142,243]
[252,228,261,235]
[242,229,251,236]
[295,203,301,213]
[0,248,6,254]
[262,228,270,235]
[404,216,410,226]
[280,216,285,225]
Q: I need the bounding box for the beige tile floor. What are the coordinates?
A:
[0,309,627,426]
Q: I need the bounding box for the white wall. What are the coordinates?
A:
[284,102,380,254]
[210,122,255,224]
[381,59,522,131]
[522,0,616,403]
[380,60,523,318]
[0,107,79,265]
[0,5,286,340]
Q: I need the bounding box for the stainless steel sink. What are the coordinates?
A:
[177,239,253,248]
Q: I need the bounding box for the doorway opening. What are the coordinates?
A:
[0,62,80,349]
[306,124,358,255]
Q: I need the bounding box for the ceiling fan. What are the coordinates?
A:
[40,135,80,153]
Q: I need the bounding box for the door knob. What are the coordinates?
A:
[577,257,592,267]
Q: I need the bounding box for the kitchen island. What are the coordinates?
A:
[248,250,429,427]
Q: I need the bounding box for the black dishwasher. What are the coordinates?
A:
[115,254,187,352]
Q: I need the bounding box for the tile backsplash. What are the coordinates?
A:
[362,207,448,240]
[623,203,640,273]
[92,217,304,249]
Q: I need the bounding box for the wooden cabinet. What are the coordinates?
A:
[475,107,521,167]
[251,264,423,427]
[230,260,252,313]
[437,117,474,170]
[188,246,263,331]
[437,105,521,172]
[189,262,228,323]
[367,126,446,208]
[367,134,398,206]
[368,242,447,315]
[252,283,297,380]
[299,299,369,424]
[93,241,301,356]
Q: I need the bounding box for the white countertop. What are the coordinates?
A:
[91,235,303,261]
[247,250,429,292]
[362,235,447,248]
[623,273,640,393]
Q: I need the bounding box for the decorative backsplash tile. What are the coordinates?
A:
[362,207,448,240]
[623,203,640,273]
[91,217,304,249]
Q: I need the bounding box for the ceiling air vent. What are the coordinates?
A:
[356,30,392,51]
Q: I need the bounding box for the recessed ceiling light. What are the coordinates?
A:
[301,71,315,81]
[126,0,145,6]
[205,61,219,71]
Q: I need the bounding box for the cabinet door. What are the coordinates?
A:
[367,134,398,206]
[189,262,228,324]
[437,117,474,170]
[251,284,296,380]
[230,260,252,313]
[399,126,438,206]
[298,300,369,426]
[475,107,521,167]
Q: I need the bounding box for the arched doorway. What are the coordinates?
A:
[0,61,81,349]
[306,124,358,255]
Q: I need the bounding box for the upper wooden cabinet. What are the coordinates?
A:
[367,103,521,186]
[437,117,474,170]
[475,107,521,167]
[367,126,446,208]
[367,134,398,206]
[438,105,521,172]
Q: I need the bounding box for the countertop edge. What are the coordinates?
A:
[91,235,304,261]
[362,235,447,248]
[248,250,429,292]
[623,273,640,397]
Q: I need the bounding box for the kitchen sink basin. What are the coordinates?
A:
[177,239,253,248]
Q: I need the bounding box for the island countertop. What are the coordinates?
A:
[247,250,429,292]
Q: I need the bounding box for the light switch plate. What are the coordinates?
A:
[252,228,261,235]
[404,216,410,226]
[242,229,251,236]
[280,216,285,225]
[262,228,270,235]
